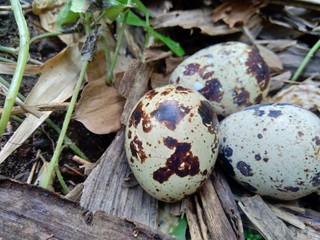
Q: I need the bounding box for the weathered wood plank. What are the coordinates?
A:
[0,179,174,240]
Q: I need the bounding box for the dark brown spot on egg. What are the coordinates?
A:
[145,89,158,100]
[254,93,262,103]
[232,87,250,106]
[237,161,253,177]
[130,136,147,164]
[199,79,223,103]
[153,137,200,183]
[268,110,282,118]
[160,88,172,96]
[176,86,193,93]
[312,136,320,146]
[221,145,233,157]
[298,131,304,137]
[127,130,132,139]
[129,101,144,128]
[198,64,214,80]
[198,100,218,134]
[277,186,300,192]
[310,172,320,187]
[183,63,200,76]
[150,100,191,131]
[254,153,261,161]
[246,48,270,91]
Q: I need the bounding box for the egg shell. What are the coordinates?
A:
[219,103,320,200]
[125,85,219,202]
[169,41,270,116]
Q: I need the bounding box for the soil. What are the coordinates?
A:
[0,9,115,190]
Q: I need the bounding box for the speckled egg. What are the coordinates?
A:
[169,42,270,116]
[219,103,320,200]
[125,85,219,202]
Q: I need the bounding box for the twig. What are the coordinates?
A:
[0,0,30,135]
[0,102,70,116]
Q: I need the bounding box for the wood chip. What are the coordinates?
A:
[80,130,158,228]
[239,195,294,240]
[199,180,238,240]
[212,168,245,240]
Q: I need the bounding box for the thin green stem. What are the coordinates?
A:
[30,31,62,44]
[0,76,89,160]
[0,0,30,136]
[40,60,88,189]
[106,0,131,85]
[0,56,16,63]
[0,45,17,55]
[55,165,69,194]
[291,39,320,82]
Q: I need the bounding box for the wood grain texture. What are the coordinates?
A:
[0,179,174,240]
[239,195,294,240]
[212,167,245,240]
[199,180,238,240]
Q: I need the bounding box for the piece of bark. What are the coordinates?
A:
[184,199,205,240]
[199,180,238,240]
[80,130,158,228]
[119,62,153,125]
[211,168,245,240]
[239,195,294,240]
[0,179,174,240]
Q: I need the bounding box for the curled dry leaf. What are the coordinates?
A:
[73,78,126,134]
[271,79,320,111]
[212,0,268,28]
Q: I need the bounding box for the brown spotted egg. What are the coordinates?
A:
[125,85,219,202]
[219,103,320,200]
[170,42,270,116]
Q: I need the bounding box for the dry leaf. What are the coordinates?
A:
[151,9,239,36]
[271,79,320,111]
[33,2,80,45]
[73,78,126,134]
[0,47,82,164]
[212,0,268,28]
[256,44,283,72]
[0,63,42,76]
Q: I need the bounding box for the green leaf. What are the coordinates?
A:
[152,31,185,56]
[117,0,151,16]
[104,4,131,21]
[57,0,80,30]
[123,11,146,27]
[71,0,89,13]
[169,216,188,240]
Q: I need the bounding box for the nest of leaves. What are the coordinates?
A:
[0,0,319,239]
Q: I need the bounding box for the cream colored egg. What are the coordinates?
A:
[219,103,320,200]
[170,42,270,116]
[125,85,219,202]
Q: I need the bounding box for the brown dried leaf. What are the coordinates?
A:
[256,44,283,73]
[212,0,268,28]
[151,9,238,36]
[271,79,320,111]
[0,47,82,164]
[73,78,125,134]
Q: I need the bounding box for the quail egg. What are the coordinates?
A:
[219,103,320,200]
[170,42,270,116]
[125,85,219,202]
